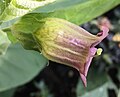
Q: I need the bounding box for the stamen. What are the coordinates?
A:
[96,48,103,55]
[90,48,103,57]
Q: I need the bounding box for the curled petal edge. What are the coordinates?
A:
[92,26,109,47]
[79,47,97,87]
[80,26,109,87]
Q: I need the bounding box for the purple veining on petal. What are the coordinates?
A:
[70,38,86,49]
[34,18,109,87]
[43,43,89,72]
[55,33,88,54]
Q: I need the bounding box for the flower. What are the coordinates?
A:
[33,18,109,87]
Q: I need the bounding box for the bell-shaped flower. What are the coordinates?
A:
[33,18,109,87]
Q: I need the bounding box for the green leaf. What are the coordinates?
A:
[0,0,55,22]
[80,83,108,97]
[0,89,15,97]
[33,0,120,25]
[0,30,11,55]
[77,68,107,96]
[0,44,48,91]
[0,0,11,15]
[78,81,118,97]
[118,90,120,97]
[6,30,18,44]
[1,0,120,30]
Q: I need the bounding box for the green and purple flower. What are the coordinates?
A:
[34,18,109,87]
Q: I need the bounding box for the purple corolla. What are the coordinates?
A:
[34,18,109,87]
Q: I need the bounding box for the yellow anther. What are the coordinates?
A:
[96,48,103,56]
